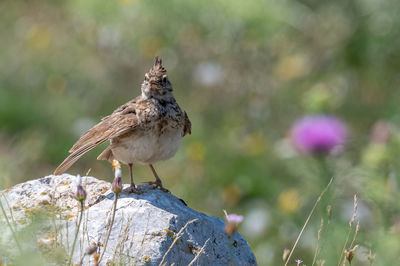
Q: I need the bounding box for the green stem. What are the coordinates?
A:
[0,194,22,252]
[69,201,84,266]
[284,177,334,266]
[316,156,335,209]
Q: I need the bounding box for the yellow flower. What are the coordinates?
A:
[278,188,300,214]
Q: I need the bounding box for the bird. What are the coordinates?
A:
[54,57,191,193]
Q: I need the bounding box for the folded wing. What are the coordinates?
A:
[54,110,138,175]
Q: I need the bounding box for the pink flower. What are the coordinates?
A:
[291,115,347,155]
[226,214,244,224]
[224,212,243,235]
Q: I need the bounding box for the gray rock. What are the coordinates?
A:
[0,174,257,265]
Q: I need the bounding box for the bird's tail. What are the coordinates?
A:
[54,143,98,175]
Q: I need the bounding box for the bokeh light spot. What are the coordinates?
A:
[242,132,267,156]
[117,0,136,5]
[186,141,206,162]
[274,55,309,81]
[46,74,67,95]
[278,188,300,214]
[140,36,163,58]
[27,24,52,50]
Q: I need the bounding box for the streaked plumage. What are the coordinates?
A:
[54,57,191,192]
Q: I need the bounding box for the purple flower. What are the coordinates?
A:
[295,259,302,265]
[291,115,347,155]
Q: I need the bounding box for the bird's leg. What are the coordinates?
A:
[146,164,169,193]
[128,163,140,194]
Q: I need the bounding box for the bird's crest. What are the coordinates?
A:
[148,56,167,78]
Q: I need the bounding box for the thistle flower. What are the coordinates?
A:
[224,211,243,235]
[76,174,87,202]
[291,115,347,155]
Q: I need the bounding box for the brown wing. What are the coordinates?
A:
[68,96,140,154]
[183,111,191,136]
[54,100,139,175]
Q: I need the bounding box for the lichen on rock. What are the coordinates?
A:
[0,174,257,265]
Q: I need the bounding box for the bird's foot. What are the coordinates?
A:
[145,181,170,193]
[127,185,142,194]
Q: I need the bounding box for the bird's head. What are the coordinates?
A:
[141,56,173,100]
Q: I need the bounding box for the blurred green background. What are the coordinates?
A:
[1,0,400,264]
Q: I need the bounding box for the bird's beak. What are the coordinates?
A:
[149,81,159,87]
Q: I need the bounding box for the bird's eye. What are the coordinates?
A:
[162,75,167,83]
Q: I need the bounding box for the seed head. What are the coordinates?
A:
[282,248,290,262]
[76,175,87,202]
[344,245,359,264]
[111,160,123,194]
[112,177,123,195]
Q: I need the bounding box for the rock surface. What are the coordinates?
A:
[0,174,257,265]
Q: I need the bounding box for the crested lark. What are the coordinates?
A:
[54,57,191,193]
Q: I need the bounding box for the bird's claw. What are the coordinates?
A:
[127,185,142,194]
[145,181,170,193]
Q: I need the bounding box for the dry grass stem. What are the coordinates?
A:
[188,238,210,266]
[349,195,358,227]
[349,221,360,248]
[159,219,198,266]
[111,217,126,261]
[284,177,333,266]
[338,194,358,266]
[99,193,119,263]
[114,217,132,260]
[312,218,324,266]
[133,212,151,265]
